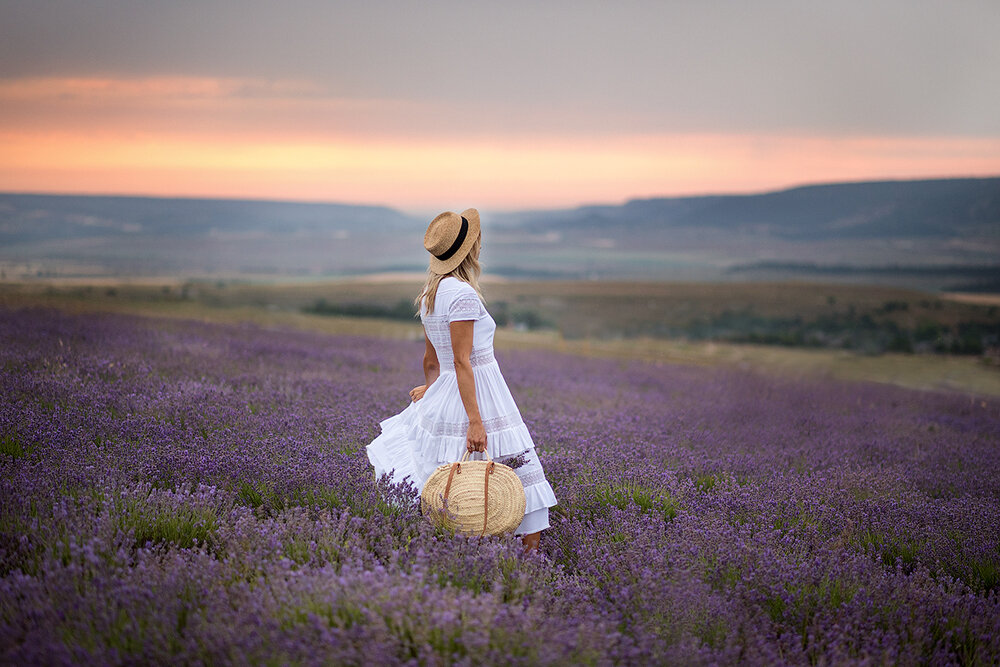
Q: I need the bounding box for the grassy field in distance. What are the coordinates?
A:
[1,278,998,397]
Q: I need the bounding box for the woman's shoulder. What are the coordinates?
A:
[440,276,477,297]
[437,278,482,321]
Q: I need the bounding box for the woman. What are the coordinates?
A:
[366,208,557,549]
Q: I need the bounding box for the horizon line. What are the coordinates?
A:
[2,172,998,216]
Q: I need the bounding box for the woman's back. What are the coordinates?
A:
[420,277,496,369]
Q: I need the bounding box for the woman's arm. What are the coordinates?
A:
[410,331,439,402]
[450,320,487,452]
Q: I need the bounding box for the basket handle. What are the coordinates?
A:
[442,461,462,506]
[481,461,495,536]
[459,448,492,463]
[442,453,497,536]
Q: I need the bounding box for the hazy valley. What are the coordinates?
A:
[2,177,998,291]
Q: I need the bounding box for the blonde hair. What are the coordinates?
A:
[415,236,484,316]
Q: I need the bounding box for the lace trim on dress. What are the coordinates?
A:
[469,348,495,366]
[423,317,449,334]
[420,411,524,437]
[517,467,547,487]
[423,318,453,363]
[448,294,482,322]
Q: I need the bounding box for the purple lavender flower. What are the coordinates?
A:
[1,307,998,664]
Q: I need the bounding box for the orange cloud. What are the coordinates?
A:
[0,76,325,102]
[1,77,999,209]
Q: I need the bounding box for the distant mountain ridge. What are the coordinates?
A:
[0,194,417,243]
[1,177,998,286]
[0,194,424,276]
[499,177,1000,241]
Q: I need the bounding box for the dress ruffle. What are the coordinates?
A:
[367,365,558,519]
[376,365,538,465]
[523,479,558,513]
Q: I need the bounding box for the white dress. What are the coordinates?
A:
[366,277,557,534]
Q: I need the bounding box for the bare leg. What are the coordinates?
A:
[521,531,540,552]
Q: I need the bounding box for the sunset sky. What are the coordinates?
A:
[1,1,999,212]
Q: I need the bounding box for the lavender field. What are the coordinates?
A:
[2,307,999,665]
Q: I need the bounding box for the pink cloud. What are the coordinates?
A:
[1,77,998,209]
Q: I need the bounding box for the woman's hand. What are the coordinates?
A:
[409,384,427,402]
[466,419,487,453]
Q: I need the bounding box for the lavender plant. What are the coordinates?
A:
[1,307,998,664]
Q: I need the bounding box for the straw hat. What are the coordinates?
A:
[424,208,481,275]
[421,450,526,537]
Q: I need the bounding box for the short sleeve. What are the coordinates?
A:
[447,287,482,323]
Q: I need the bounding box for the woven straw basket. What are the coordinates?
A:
[421,450,525,536]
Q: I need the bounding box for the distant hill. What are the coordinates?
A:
[0,194,425,277]
[498,178,1000,240]
[0,194,417,241]
[488,177,1000,287]
[2,178,998,287]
